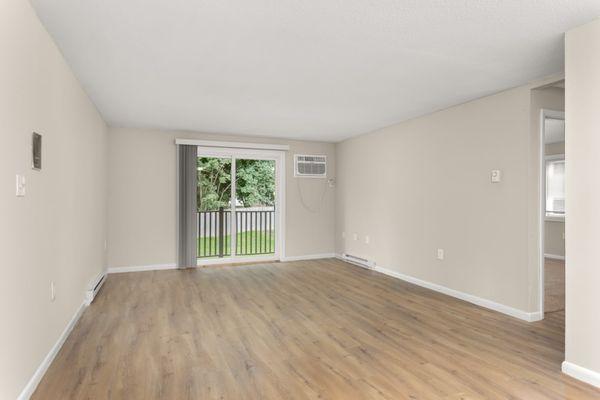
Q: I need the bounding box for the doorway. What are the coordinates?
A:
[195,146,284,265]
[540,109,566,316]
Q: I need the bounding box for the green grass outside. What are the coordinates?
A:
[198,230,275,258]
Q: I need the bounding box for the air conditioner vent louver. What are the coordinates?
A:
[294,154,327,178]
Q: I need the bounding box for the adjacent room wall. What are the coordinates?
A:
[0,1,108,398]
[336,79,559,316]
[545,220,565,258]
[107,128,335,268]
[533,87,565,260]
[563,17,600,386]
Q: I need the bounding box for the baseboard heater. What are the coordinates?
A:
[342,253,375,269]
[85,272,106,305]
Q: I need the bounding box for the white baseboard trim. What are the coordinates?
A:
[373,265,541,322]
[562,361,600,388]
[109,255,339,272]
[334,254,540,322]
[107,263,177,274]
[198,255,279,266]
[544,253,566,261]
[18,301,87,400]
[280,253,336,262]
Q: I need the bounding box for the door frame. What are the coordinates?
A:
[538,109,565,317]
[195,146,286,265]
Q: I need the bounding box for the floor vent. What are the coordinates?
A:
[342,253,375,269]
[85,273,106,305]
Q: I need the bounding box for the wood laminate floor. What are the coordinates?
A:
[33,259,600,399]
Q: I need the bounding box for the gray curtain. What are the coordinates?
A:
[177,145,197,268]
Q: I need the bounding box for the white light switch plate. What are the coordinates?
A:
[16,175,26,196]
[437,249,444,260]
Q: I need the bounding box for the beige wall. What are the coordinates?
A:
[545,142,565,156]
[545,221,565,258]
[0,1,108,398]
[336,81,561,314]
[107,128,335,268]
[564,17,600,379]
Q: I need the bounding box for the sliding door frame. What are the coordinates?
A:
[195,146,285,265]
[537,109,565,319]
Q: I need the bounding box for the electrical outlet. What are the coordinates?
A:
[365,235,370,244]
[437,249,444,260]
[353,233,358,241]
[50,281,56,301]
[341,231,346,239]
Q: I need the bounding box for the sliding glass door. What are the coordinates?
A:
[196,147,282,264]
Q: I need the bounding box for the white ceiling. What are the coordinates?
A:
[31,1,600,142]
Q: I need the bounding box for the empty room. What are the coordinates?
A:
[3,1,600,399]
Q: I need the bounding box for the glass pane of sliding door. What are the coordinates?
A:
[197,156,232,258]
[234,158,276,257]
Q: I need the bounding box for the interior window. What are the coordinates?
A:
[546,157,565,217]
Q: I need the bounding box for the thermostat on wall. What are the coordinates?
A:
[491,169,501,183]
[32,132,42,170]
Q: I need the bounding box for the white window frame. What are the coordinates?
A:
[537,108,565,319]
[544,153,565,222]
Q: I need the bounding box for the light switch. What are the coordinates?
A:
[491,170,501,183]
[16,175,26,197]
[437,249,444,260]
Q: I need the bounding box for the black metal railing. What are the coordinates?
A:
[235,209,275,256]
[197,208,275,258]
[197,208,231,258]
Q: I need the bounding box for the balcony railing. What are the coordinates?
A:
[198,207,275,258]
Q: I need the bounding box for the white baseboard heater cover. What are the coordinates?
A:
[342,253,375,269]
[85,273,106,305]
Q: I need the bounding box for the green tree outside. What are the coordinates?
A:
[197,157,275,211]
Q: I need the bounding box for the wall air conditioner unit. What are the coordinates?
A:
[342,253,375,269]
[294,154,327,178]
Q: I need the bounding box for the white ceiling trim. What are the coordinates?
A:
[175,139,289,151]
